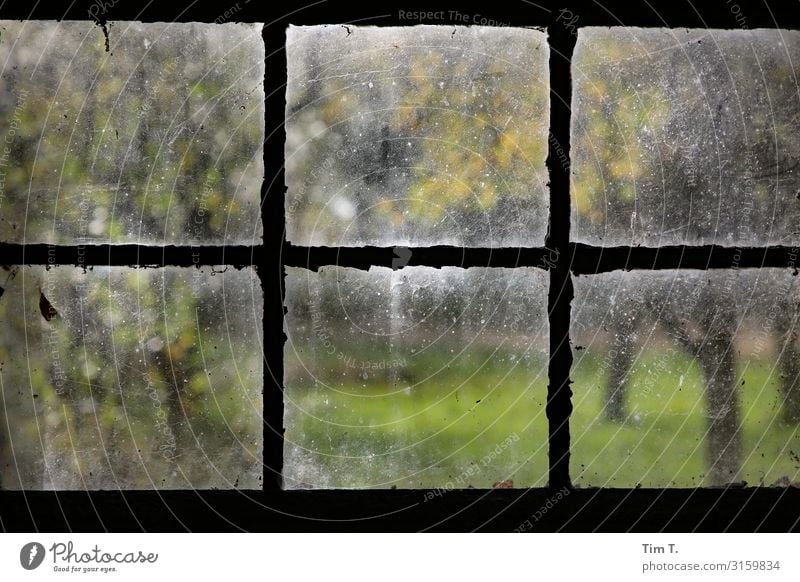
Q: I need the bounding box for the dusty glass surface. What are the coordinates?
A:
[285,25,549,247]
[0,21,263,244]
[572,269,800,487]
[572,28,800,246]
[0,266,262,489]
[283,266,548,488]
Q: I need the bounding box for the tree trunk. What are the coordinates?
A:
[604,316,635,422]
[774,303,800,424]
[697,325,741,486]
[0,399,5,488]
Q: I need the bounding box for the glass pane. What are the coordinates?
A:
[0,21,263,244]
[572,269,800,487]
[284,266,548,488]
[572,28,800,246]
[0,266,262,489]
[285,25,549,247]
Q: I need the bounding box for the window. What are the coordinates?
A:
[0,21,263,244]
[283,25,551,489]
[283,23,800,494]
[2,1,800,533]
[0,266,262,489]
[573,269,800,487]
[570,27,800,490]
[0,21,264,490]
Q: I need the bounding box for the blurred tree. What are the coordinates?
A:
[573,29,800,484]
[0,21,262,244]
[0,21,263,489]
[285,25,549,246]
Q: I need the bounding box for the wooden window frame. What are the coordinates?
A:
[1,0,799,532]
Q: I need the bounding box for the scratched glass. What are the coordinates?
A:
[0,21,264,244]
[285,25,549,247]
[572,28,800,246]
[283,266,549,488]
[0,266,262,489]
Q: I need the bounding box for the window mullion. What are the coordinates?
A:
[546,24,577,490]
[264,24,286,494]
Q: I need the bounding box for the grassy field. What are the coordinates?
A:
[284,345,800,489]
[572,350,800,487]
[284,344,549,489]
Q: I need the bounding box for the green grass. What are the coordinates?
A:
[572,349,799,487]
[284,346,800,489]
[284,346,549,489]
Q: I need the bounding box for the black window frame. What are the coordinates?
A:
[1,0,799,532]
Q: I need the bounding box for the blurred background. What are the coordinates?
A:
[284,266,549,488]
[573,269,800,487]
[0,266,262,489]
[0,21,265,489]
[285,25,550,247]
[4,22,800,490]
[0,21,263,244]
[572,28,800,246]
[284,26,800,489]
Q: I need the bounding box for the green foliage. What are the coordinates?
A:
[0,267,262,489]
[285,26,549,245]
[572,29,800,244]
[0,21,263,244]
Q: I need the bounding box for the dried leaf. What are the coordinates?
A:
[493,480,514,489]
[39,291,58,322]
[2,265,17,283]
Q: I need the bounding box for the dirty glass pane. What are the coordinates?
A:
[0,266,262,489]
[285,25,549,247]
[283,266,548,488]
[0,21,263,244]
[572,28,800,246]
[572,269,800,487]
